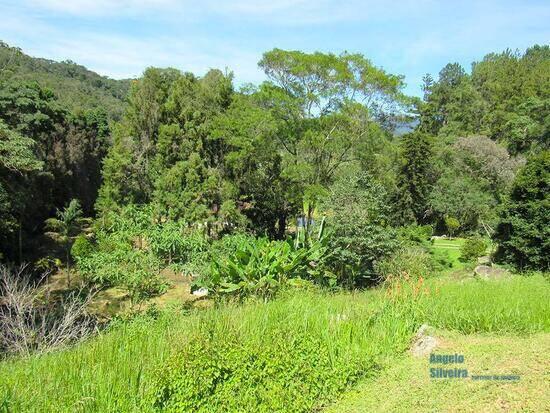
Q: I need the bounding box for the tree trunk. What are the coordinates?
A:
[277,214,286,240]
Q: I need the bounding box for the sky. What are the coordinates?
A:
[1,0,549,96]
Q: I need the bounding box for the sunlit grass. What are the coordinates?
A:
[0,274,548,412]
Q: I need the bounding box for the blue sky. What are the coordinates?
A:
[1,0,549,96]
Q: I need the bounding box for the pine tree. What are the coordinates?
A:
[393,132,435,225]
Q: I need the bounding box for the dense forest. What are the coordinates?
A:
[1,42,547,276]
[0,39,549,412]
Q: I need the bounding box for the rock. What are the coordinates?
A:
[477,255,492,265]
[411,324,438,357]
[329,313,349,324]
[474,265,509,280]
[192,287,209,298]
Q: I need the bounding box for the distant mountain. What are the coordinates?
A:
[393,117,419,136]
[0,41,131,120]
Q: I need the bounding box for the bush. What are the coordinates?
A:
[193,235,330,300]
[376,247,434,281]
[71,234,94,263]
[321,173,398,287]
[147,222,209,265]
[78,247,166,305]
[460,237,488,262]
[0,265,95,356]
[397,225,433,246]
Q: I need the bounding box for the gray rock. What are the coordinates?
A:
[477,255,492,265]
[411,324,438,357]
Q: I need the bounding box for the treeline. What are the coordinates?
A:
[97,50,410,237]
[0,41,129,260]
[0,43,548,275]
[0,42,130,120]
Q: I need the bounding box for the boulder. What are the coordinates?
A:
[474,265,509,279]
[477,255,492,265]
[411,324,438,357]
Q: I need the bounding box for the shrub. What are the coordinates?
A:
[78,247,166,305]
[460,237,488,262]
[194,236,330,300]
[147,222,209,265]
[71,234,94,263]
[397,225,433,246]
[321,173,398,287]
[376,247,434,281]
[0,265,95,356]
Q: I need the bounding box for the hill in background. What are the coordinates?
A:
[0,41,130,120]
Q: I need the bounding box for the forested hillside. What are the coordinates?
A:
[0,41,130,120]
[0,41,130,261]
[0,43,548,270]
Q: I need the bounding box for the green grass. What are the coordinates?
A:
[431,237,468,270]
[0,275,548,412]
[420,275,550,333]
[326,331,550,413]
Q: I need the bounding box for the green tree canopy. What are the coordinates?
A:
[494,151,549,270]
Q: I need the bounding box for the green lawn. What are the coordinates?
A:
[326,331,550,413]
[430,236,496,273]
[431,237,467,270]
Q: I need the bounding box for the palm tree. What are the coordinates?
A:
[45,199,87,287]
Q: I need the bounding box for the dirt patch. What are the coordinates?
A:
[474,265,510,280]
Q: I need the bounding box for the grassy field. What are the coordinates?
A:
[0,274,548,412]
[431,237,467,268]
[326,331,550,412]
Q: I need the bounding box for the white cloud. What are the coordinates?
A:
[26,0,179,16]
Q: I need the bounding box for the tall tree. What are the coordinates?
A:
[494,151,549,270]
[258,49,409,226]
[0,120,43,259]
[393,132,435,225]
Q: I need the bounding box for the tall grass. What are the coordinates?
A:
[420,275,550,333]
[0,274,548,412]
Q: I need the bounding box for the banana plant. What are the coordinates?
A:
[199,232,332,300]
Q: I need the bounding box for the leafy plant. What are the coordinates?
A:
[147,222,209,265]
[194,235,330,300]
[460,237,488,262]
[44,199,88,287]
